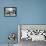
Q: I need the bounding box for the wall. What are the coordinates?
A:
[0,0,46,44]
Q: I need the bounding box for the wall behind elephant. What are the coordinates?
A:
[0,0,46,44]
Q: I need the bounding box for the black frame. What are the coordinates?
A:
[4,7,17,17]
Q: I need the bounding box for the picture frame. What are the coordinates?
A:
[4,7,17,17]
[18,24,46,42]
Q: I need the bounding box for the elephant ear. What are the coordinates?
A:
[8,36,10,40]
[11,33,16,40]
[8,32,16,41]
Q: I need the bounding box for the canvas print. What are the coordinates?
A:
[4,7,16,17]
[18,25,46,41]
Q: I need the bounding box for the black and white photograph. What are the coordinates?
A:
[4,7,17,17]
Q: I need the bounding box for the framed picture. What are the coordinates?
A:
[18,24,46,42]
[4,7,17,17]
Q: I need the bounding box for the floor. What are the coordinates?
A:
[19,39,46,46]
[0,40,46,46]
[0,44,18,46]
